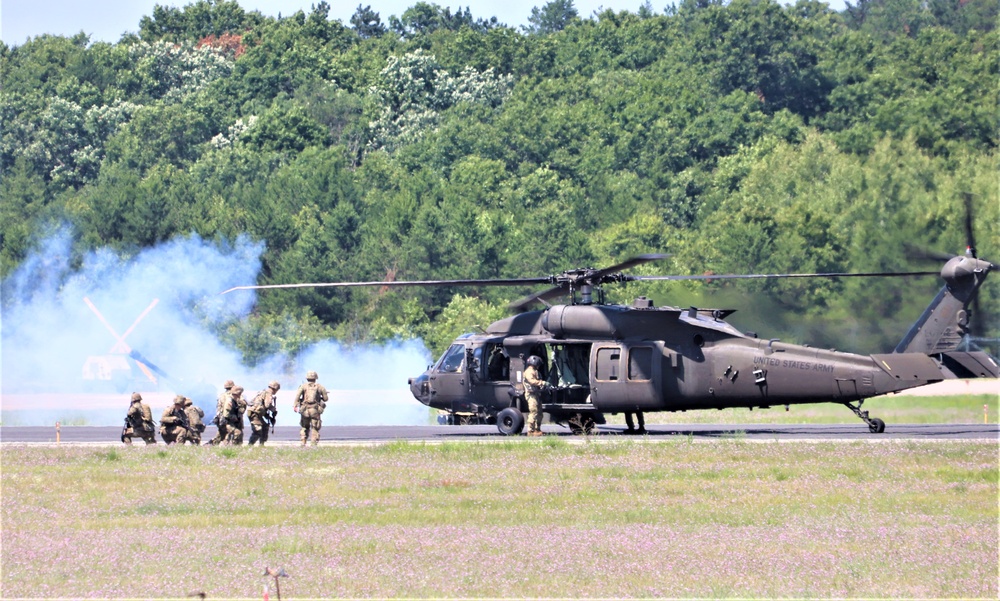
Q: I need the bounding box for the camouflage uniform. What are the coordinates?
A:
[221,386,246,445]
[184,397,205,445]
[208,379,235,445]
[293,371,328,446]
[523,359,547,436]
[160,395,191,445]
[122,392,156,445]
[247,381,280,446]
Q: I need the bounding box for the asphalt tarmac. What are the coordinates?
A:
[1,423,996,445]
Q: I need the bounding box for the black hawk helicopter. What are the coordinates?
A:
[224,249,996,435]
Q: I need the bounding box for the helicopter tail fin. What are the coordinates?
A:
[894,254,993,354]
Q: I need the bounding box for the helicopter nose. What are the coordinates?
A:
[409,373,431,406]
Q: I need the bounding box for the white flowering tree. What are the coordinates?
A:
[126,40,234,102]
[366,50,513,152]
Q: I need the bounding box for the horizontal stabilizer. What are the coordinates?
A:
[871,353,943,382]
[939,351,999,379]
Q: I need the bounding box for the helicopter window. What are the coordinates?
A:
[436,344,466,373]
[628,347,653,381]
[549,344,590,386]
[485,344,509,381]
[595,347,621,381]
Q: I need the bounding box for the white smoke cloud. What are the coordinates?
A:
[0,226,434,426]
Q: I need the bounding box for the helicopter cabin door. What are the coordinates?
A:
[428,343,473,412]
[589,343,660,410]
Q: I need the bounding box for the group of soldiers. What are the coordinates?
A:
[122,371,330,446]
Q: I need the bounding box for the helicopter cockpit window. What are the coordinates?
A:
[485,344,509,381]
[436,344,466,373]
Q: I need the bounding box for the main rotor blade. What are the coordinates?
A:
[629,270,940,282]
[904,243,955,263]
[506,254,673,311]
[590,253,671,281]
[963,192,978,258]
[507,285,566,312]
[221,277,552,295]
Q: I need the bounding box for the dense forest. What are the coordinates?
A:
[1,0,997,363]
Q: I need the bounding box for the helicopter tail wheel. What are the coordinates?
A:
[844,400,886,434]
[496,407,525,436]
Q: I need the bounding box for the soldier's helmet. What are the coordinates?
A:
[268,380,281,391]
[130,392,142,402]
[173,395,186,405]
[231,385,244,395]
[183,397,193,407]
[526,355,544,369]
[306,371,318,381]
[224,379,235,389]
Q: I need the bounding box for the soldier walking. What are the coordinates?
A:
[293,371,328,446]
[160,395,191,445]
[184,397,205,444]
[122,392,156,445]
[207,379,235,445]
[247,381,280,446]
[221,385,246,445]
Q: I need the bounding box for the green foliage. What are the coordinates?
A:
[1,0,996,363]
[218,308,335,366]
[351,5,388,39]
[417,294,510,357]
[138,0,266,43]
[525,0,580,34]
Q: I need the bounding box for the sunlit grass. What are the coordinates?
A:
[612,393,999,425]
[2,441,996,598]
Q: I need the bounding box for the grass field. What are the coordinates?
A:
[605,394,999,425]
[2,439,997,599]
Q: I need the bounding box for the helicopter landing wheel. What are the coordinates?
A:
[496,407,524,436]
[844,400,886,434]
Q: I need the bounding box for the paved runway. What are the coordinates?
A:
[1,423,996,444]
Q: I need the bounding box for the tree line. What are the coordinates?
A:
[1,0,996,362]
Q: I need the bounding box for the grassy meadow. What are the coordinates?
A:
[607,394,999,425]
[2,439,997,599]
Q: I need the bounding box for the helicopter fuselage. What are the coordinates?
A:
[408,300,997,433]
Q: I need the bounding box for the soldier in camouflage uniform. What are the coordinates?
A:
[293,371,328,446]
[183,397,205,445]
[221,385,246,445]
[523,355,548,436]
[122,392,156,445]
[160,395,191,445]
[247,381,280,446]
[207,379,235,445]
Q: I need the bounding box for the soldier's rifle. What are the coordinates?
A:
[266,408,277,435]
